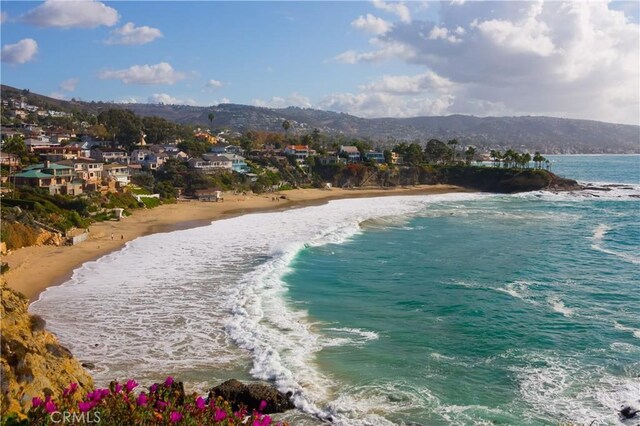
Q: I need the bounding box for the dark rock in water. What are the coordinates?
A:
[620,406,639,419]
[208,379,294,414]
[81,362,95,370]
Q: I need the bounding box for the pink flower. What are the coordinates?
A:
[45,401,57,414]
[112,382,122,394]
[78,401,93,413]
[63,383,78,397]
[196,396,206,410]
[32,397,43,408]
[125,379,138,393]
[259,400,267,412]
[150,383,159,394]
[100,389,110,399]
[164,376,174,387]
[156,400,167,411]
[169,411,182,423]
[214,408,227,421]
[136,393,148,406]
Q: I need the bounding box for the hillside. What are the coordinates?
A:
[2,84,638,154]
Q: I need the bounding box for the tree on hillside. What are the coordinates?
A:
[465,146,477,165]
[282,120,291,139]
[97,109,142,150]
[424,139,450,164]
[404,143,424,165]
[2,134,27,157]
[522,152,532,168]
[208,112,215,132]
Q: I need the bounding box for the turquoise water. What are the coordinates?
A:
[284,156,640,425]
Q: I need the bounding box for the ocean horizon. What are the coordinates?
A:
[31,155,640,425]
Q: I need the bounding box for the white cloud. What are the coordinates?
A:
[59,78,79,92]
[213,98,231,105]
[1,11,8,24]
[251,92,312,109]
[471,2,554,56]
[351,14,392,34]
[373,0,411,23]
[148,93,197,105]
[205,79,223,89]
[428,26,463,43]
[331,41,413,64]
[21,0,119,28]
[105,22,162,45]
[1,38,38,64]
[359,71,456,95]
[319,91,454,118]
[99,62,185,85]
[335,1,639,124]
[119,96,140,104]
[318,71,457,118]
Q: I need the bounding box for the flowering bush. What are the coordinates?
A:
[19,377,288,426]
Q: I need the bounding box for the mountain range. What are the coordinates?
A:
[2,85,638,154]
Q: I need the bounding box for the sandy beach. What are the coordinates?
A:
[2,185,464,302]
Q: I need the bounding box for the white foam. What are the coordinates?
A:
[547,295,574,317]
[514,351,639,425]
[29,192,488,424]
[614,322,640,339]
[590,224,640,265]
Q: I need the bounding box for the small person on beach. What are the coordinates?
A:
[121,235,124,240]
[111,233,114,240]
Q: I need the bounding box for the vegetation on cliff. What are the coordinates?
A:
[0,283,93,417]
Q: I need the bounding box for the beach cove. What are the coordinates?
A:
[3,185,464,302]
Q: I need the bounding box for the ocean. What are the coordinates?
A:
[31,155,640,425]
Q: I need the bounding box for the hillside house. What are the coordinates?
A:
[91,148,129,164]
[339,146,361,163]
[103,163,131,186]
[283,145,310,164]
[13,162,83,195]
[364,151,385,163]
[188,155,233,173]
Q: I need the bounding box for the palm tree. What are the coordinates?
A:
[447,139,458,164]
[208,112,215,133]
[504,149,519,169]
[533,152,545,169]
[522,152,532,168]
[282,120,291,140]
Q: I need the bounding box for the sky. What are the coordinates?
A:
[1,0,639,125]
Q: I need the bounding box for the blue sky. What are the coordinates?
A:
[1,1,639,125]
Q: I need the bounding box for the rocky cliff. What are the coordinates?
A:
[0,283,93,416]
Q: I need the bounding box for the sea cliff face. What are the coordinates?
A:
[0,283,93,416]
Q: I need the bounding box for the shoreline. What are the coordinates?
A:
[2,185,465,303]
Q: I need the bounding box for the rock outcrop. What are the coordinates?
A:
[0,283,93,416]
[208,379,294,414]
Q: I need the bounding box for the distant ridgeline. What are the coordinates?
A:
[2,84,638,154]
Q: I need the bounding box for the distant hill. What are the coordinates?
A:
[2,84,638,154]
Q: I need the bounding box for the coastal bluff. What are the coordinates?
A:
[319,165,581,193]
[0,283,93,416]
